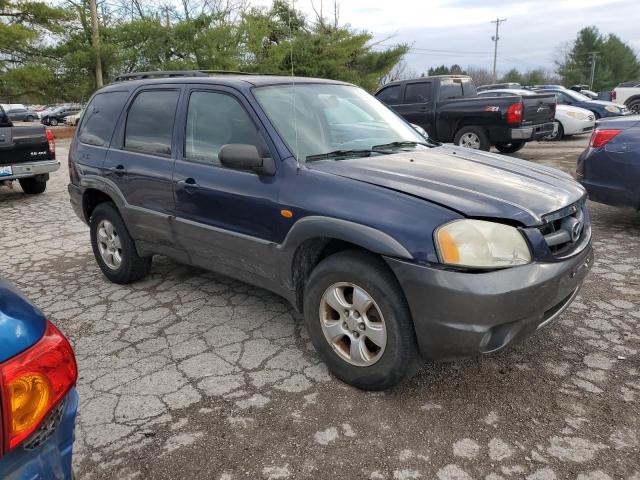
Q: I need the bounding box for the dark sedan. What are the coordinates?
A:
[40,106,81,126]
[536,88,629,119]
[577,116,640,209]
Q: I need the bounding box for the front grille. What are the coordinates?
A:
[539,201,588,257]
[22,401,64,450]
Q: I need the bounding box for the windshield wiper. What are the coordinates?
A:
[305,149,374,162]
[371,140,432,151]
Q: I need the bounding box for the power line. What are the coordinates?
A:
[490,17,507,83]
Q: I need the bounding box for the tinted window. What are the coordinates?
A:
[185,91,259,166]
[79,91,129,147]
[404,82,432,103]
[376,85,401,105]
[124,90,179,155]
[439,78,476,100]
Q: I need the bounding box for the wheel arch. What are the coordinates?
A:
[281,216,413,312]
[624,94,640,107]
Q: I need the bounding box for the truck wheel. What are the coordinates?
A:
[90,202,152,284]
[303,250,420,390]
[19,178,47,194]
[628,100,640,115]
[454,126,490,151]
[495,141,526,153]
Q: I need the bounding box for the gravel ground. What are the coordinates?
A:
[0,137,638,480]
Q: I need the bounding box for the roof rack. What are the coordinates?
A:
[113,70,258,82]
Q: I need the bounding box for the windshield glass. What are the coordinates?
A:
[253,83,428,162]
[564,90,591,102]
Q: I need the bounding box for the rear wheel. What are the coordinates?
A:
[90,202,151,284]
[303,250,420,390]
[454,126,491,151]
[495,140,526,153]
[19,177,47,194]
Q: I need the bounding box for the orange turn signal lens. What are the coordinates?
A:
[8,373,51,435]
[436,228,460,264]
[280,209,293,218]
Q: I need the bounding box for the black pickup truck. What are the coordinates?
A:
[375,75,556,153]
[0,105,58,194]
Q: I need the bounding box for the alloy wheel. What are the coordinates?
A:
[459,132,481,149]
[96,220,122,270]
[319,282,387,366]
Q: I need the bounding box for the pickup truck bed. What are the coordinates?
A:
[0,106,58,194]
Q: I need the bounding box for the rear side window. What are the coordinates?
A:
[404,82,432,104]
[124,90,180,156]
[79,91,129,147]
[376,85,401,105]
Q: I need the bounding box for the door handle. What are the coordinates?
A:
[178,177,201,192]
[109,164,126,176]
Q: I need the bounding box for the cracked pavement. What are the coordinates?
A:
[0,137,638,479]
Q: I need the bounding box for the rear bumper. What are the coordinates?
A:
[579,178,640,209]
[385,243,593,360]
[0,388,78,480]
[0,160,59,181]
[510,122,556,140]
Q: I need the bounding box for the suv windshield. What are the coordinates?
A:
[253,83,428,162]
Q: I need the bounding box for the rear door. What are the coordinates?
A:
[103,86,181,248]
[172,86,282,282]
[393,81,435,135]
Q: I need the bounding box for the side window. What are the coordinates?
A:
[79,91,129,147]
[376,85,401,105]
[124,90,180,156]
[184,91,259,166]
[404,82,432,104]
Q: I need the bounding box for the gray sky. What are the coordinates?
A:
[256,0,640,75]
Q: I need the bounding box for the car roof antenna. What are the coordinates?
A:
[288,0,300,168]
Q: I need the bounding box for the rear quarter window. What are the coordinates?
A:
[79,91,129,147]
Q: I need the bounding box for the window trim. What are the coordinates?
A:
[181,88,267,169]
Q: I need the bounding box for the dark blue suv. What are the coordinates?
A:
[68,71,593,390]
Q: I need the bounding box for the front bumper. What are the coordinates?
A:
[0,388,78,480]
[0,160,60,181]
[385,243,593,360]
[510,122,556,140]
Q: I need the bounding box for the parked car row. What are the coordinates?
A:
[0,104,38,122]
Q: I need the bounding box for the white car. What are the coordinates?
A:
[64,109,83,126]
[477,89,595,140]
[611,81,640,114]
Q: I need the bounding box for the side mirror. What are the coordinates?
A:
[219,144,275,176]
[411,123,428,138]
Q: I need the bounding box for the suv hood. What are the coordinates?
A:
[310,145,585,226]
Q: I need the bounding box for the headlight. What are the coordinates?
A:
[605,105,620,113]
[435,219,531,268]
[566,111,588,120]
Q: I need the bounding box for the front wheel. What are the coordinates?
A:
[49,118,58,126]
[19,177,47,194]
[494,140,526,153]
[90,202,152,284]
[628,100,640,115]
[453,126,491,151]
[303,251,420,390]
[544,121,564,141]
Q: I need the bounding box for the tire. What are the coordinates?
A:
[628,100,640,115]
[495,140,527,153]
[26,115,34,122]
[453,126,491,151]
[90,202,152,284]
[303,250,420,390]
[50,118,58,126]
[19,178,47,194]
[544,121,564,141]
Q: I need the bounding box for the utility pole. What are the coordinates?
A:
[588,51,599,91]
[490,17,507,83]
[90,0,103,88]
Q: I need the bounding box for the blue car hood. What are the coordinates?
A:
[0,278,46,363]
[310,145,585,226]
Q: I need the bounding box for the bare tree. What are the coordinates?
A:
[378,59,419,86]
